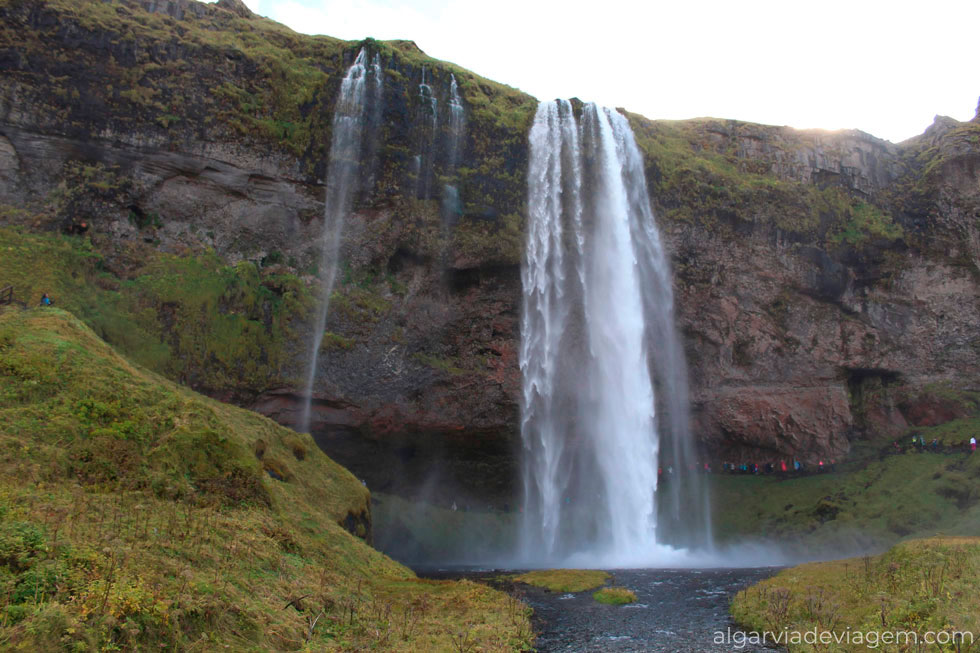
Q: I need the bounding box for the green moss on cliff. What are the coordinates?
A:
[412,353,466,375]
[0,226,312,397]
[2,0,346,157]
[628,115,809,231]
[320,331,356,351]
[2,0,536,204]
[827,200,905,247]
[628,114,904,251]
[452,212,524,267]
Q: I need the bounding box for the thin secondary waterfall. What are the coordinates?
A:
[446,74,464,170]
[414,66,438,199]
[520,100,709,565]
[299,49,381,433]
[418,66,438,128]
[441,73,465,227]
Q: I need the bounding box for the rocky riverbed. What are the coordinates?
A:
[424,567,782,652]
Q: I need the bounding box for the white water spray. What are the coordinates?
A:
[299,49,381,433]
[520,100,710,566]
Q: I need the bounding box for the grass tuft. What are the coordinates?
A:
[513,569,610,593]
[592,587,637,605]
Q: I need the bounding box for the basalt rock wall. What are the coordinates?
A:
[2,0,979,502]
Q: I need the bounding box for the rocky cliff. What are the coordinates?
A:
[2,0,979,504]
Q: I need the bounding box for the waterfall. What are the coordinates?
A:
[361,52,384,194]
[418,66,439,129]
[446,73,464,171]
[414,66,438,199]
[299,49,381,433]
[520,100,710,566]
[441,73,465,228]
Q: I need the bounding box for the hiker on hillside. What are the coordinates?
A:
[972,436,977,453]
[39,293,52,307]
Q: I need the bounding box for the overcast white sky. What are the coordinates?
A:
[236,0,979,143]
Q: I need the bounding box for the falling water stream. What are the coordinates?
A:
[520,100,710,566]
[441,73,465,227]
[414,66,438,199]
[299,49,381,433]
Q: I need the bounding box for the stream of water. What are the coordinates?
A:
[423,567,782,652]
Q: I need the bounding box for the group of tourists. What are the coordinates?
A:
[657,459,836,478]
[718,460,836,475]
[894,434,976,454]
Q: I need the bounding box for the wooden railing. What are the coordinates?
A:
[0,285,12,306]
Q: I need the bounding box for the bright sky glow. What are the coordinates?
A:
[236,0,979,143]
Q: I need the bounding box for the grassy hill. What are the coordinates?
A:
[731,537,980,652]
[0,307,531,651]
[708,420,980,556]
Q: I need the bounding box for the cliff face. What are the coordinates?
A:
[2,0,979,502]
[649,117,980,464]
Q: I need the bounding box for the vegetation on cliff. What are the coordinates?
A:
[0,308,532,651]
[891,117,980,272]
[0,0,535,212]
[731,537,980,652]
[0,224,312,399]
[628,114,905,252]
[2,0,979,573]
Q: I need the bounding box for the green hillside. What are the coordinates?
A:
[709,426,980,553]
[0,223,312,398]
[0,307,531,651]
[731,537,980,652]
